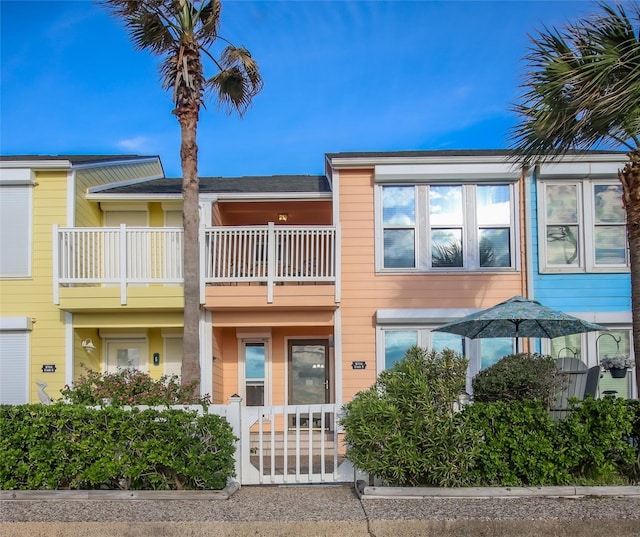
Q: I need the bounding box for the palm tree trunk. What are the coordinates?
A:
[179,108,201,393]
[620,151,640,396]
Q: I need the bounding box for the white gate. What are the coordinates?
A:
[239,403,348,485]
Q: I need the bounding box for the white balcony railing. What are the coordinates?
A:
[204,223,336,302]
[54,224,336,305]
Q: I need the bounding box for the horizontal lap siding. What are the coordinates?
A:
[338,168,525,401]
[0,171,69,402]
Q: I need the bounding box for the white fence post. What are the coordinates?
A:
[227,394,243,484]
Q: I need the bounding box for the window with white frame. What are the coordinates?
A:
[379,183,516,272]
[243,341,267,406]
[379,327,514,379]
[538,180,628,272]
[550,328,634,399]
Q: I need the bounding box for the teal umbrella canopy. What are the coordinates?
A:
[434,296,608,340]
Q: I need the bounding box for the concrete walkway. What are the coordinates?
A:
[2,483,640,537]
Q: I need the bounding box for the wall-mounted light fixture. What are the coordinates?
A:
[81,338,96,353]
[278,213,288,222]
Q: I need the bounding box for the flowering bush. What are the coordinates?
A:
[60,367,209,407]
[600,354,634,370]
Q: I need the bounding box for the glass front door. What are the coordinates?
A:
[288,339,330,429]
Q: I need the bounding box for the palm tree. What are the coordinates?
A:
[101,0,263,392]
[509,1,640,393]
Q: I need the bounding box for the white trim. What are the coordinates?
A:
[375,163,520,183]
[376,308,480,325]
[0,160,72,170]
[330,154,518,169]
[0,168,37,185]
[72,157,160,170]
[0,317,34,331]
[537,179,629,273]
[376,183,518,273]
[88,174,164,193]
[537,159,626,178]
[65,313,73,386]
[67,170,76,226]
[564,311,632,325]
[200,309,213,398]
[238,337,271,406]
[334,307,342,408]
[524,168,534,297]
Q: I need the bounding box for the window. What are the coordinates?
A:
[379,328,464,371]
[539,180,628,272]
[105,339,148,373]
[379,183,516,272]
[382,186,416,268]
[549,328,634,399]
[378,326,515,389]
[244,341,266,406]
[0,185,31,277]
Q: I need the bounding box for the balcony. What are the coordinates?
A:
[54,224,337,307]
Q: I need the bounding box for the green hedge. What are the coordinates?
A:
[341,349,640,487]
[0,404,236,490]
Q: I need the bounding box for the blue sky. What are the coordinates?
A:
[1,0,598,178]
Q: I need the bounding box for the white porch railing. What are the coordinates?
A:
[53,224,183,305]
[54,224,336,305]
[204,223,336,303]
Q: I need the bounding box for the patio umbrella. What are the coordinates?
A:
[433,296,608,344]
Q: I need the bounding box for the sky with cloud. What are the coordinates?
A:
[1,0,598,178]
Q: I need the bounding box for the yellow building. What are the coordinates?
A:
[0,155,173,404]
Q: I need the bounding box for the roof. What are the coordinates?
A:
[0,155,156,166]
[97,175,332,195]
[325,149,627,159]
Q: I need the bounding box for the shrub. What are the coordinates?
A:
[60,367,209,407]
[557,396,638,483]
[0,404,236,490]
[341,346,480,487]
[462,399,570,486]
[472,352,563,407]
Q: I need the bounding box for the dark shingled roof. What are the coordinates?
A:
[0,155,156,165]
[99,175,331,195]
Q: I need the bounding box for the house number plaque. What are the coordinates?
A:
[351,361,366,370]
[42,364,56,373]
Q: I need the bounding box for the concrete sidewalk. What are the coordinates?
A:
[2,483,640,537]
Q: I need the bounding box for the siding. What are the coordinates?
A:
[337,168,525,402]
[529,173,631,313]
[0,170,68,402]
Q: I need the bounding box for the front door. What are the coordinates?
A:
[288,339,330,429]
[105,339,147,373]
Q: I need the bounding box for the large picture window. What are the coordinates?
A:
[539,180,628,272]
[379,183,515,272]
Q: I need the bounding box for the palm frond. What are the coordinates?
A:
[207,45,263,115]
[101,0,262,112]
[510,1,640,164]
